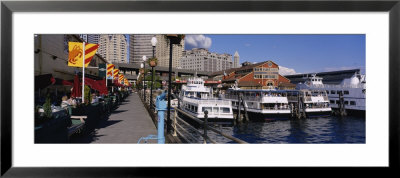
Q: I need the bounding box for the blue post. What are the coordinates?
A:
[155,92,167,144]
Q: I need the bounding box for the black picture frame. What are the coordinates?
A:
[1,0,399,177]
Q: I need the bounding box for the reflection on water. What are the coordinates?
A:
[202,116,365,144]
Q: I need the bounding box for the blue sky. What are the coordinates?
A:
[184,34,365,75]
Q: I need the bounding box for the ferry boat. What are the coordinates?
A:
[225,87,291,121]
[286,89,332,118]
[296,73,365,116]
[178,78,234,121]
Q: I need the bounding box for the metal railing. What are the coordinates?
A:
[182,97,231,105]
[171,107,248,144]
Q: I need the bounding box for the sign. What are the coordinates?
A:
[98,63,106,78]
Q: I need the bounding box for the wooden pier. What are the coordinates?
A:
[70,93,158,143]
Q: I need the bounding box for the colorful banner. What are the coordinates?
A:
[106,64,115,79]
[119,74,124,84]
[114,69,119,80]
[68,42,99,67]
[124,78,129,86]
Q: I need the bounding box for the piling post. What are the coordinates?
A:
[338,91,347,117]
[173,109,177,136]
[203,110,208,144]
[301,97,306,119]
[241,96,249,122]
[237,92,241,122]
[296,95,301,119]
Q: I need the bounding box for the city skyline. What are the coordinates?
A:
[184,34,365,75]
[105,34,365,75]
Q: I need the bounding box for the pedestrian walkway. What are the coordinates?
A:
[71,93,157,143]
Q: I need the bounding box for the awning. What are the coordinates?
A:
[84,78,108,95]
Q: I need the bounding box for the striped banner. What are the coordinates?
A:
[113,69,119,81]
[124,78,129,86]
[119,74,124,84]
[68,42,99,67]
[106,64,115,79]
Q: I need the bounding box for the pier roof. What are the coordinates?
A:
[284,69,361,85]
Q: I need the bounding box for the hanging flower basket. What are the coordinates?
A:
[148,57,158,67]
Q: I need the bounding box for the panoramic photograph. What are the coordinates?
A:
[34,34,366,144]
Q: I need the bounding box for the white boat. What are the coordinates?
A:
[286,89,332,118]
[225,87,291,121]
[296,73,365,116]
[179,78,234,121]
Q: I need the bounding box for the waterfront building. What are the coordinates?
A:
[209,60,295,90]
[34,34,108,94]
[129,34,157,64]
[234,51,240,68]
[284,69,362,85]
[180,48,233,73]
[98,34,128,63]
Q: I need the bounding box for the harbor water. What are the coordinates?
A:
[201,116,365,144]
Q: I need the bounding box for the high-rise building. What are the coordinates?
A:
[234,51,240,68]
[180,48,233,72]
[79,34,100,44]
[156,35,185,68]
[98,34,128,63]
[129,34,157,64]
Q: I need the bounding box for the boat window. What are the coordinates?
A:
[222,107,230,113]
[344,90,349,95]
[335,100,339,104]
[344,101,349,105]
[202,107,212,113]
[331,90,336,94]
[337,90,342,94]
[350,101,356,105]
[326,90,329,94]
[194,106,198,112]
[213,107,219,113]
[330,100,335,104]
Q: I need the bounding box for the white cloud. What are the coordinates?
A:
[279,66,297,75]
[185,35,212,49]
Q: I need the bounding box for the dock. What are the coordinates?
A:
[70,93,158,143]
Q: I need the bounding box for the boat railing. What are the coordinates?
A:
[261,106,290,110]
[183,97,231,105]
[312,83,365,89]
[304,105,331,109]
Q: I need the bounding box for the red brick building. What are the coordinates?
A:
[210,61,295,90]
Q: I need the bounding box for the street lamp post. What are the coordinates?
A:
[142,55,147,102]
[140,62,144,92]
[150,36,157,109]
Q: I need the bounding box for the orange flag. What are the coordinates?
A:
[107,64,115,79]
[114,69,119,81]
[68,42,99,67]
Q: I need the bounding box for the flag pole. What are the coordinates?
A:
[82,42,86,103]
